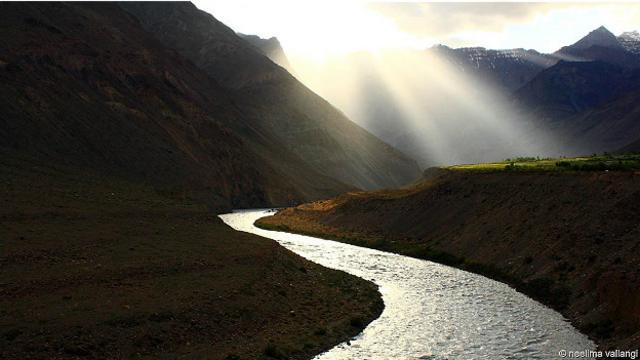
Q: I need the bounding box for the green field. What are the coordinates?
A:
[448,154,640,172]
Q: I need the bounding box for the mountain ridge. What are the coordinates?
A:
[119,1,421,191]
[238,33,293,72]
[0,2,409,211]
[618,30,640,55]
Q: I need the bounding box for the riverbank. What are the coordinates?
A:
[256,169,640,350]
[227,209,594,358]
[0,155,383,359]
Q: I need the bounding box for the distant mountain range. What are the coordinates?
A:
[514,26,640,153]
[0,2,420,209]
[429,45,557,93]
[286,24,640,165]
[456,25,640,157]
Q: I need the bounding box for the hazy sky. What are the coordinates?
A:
[194,1,640,61]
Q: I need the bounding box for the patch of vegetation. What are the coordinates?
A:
[448,153,640,172]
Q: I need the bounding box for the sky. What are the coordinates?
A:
[194,1,640,62]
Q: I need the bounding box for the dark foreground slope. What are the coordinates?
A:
[258,169,640,349]
[0,153,383,359]
[0,4,386,358]
[119,2,420,191]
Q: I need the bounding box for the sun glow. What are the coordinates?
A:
[198,1,430,62]
[293,49,564,166]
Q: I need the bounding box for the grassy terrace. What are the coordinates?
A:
[447,154,640,172]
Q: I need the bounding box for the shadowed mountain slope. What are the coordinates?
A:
[239,33,293,72]
[555,26,640,69]
[512,59,640,153]
[514,61,632,119]
[569,87,640,152]
[119,2,421,191]
[0,2,419,209]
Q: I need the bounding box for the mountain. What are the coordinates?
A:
[430,45,557,92]
[0,2,420,211]
[571,86,640,152]
[513,61,629,119]
[511,26,640,153]
[618,31,640,55]
[512,59,640,153]
[563,26,624,51]
[511,27,640,154]
[238,33,293,72]
[119,2,420,191]
[0,2,275,208]
[555,26,640,68]
[620,134,640,152]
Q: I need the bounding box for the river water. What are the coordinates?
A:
[219,209,595,360]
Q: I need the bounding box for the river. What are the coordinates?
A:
[219,209,595,359]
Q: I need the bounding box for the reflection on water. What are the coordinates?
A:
[220,209,595,360]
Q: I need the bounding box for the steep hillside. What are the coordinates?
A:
[569,87,640,152]
[0,2,357,209]
[620,131,640,152]
[120,2,421,191]
[514,61,631,119]
[513,59,640,153]
[258,169,640,350]
[239,33,293,72]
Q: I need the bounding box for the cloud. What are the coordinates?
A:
[368,3,570,37]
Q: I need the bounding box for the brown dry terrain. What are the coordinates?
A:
[257,168,640,350]
[0,153,383,359]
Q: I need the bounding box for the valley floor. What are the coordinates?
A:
[0,154,382,359]
[257,168,640,350]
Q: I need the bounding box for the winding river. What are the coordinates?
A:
[219,209,595,359]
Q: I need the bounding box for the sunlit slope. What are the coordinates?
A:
[258,167,640,350]
[448,154,640,171]
[120,2,421,190]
